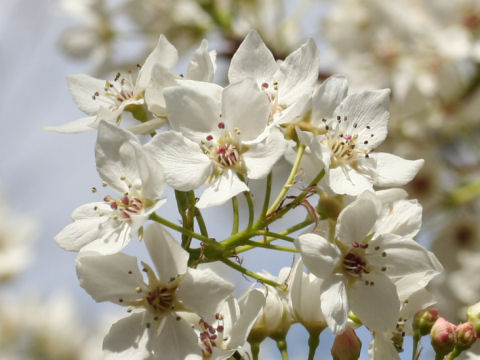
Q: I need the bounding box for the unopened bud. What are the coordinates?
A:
[430,317,457,357]
[466,302,480,336]
[331,327,361,360]
[456,322,477,351]
[413,308,439,336]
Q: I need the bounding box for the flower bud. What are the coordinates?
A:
[430,317,457,357]
[331,327,361,360]
[413,308,439,336]
[466,302,480,336]
[456,322,477,351]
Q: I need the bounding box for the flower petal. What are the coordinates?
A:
[327,165,374,195]
[369,152,424,187]
[103,313,151,360]
[164,81,223,143]
[186,39,215,82]
[145,131,211,191]
[67,74,111,115]
[177,268,234,322]
[295,233,340,277]
[228,30,277,84]
[336,89,390,150]
[222,79,270,141]
[312,75,349,120]
[196,170,249,208]
[76,252,147,304]
[243,128,286,179]
[320,274,349,334]
[349,272,400,332]
[336,191,380,245]
[374,199,422,238]
[144,223,189,282]
[42,116,98,133]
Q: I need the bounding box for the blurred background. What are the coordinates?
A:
[1,0,479,358]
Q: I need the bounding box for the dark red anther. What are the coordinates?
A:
[110,202,118,210]
[217,325,224,332]
[261,82,269,88]
[121,196,129,205]
[206,135,213,141]
[218,122,225,129]
[352,242,359,248]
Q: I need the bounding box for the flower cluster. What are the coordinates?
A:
[49,31,457,359]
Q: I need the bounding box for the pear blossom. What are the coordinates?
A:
[295,190,443,334]
[297,76,424,195]
[44,34,179,133]
[146,78,286,208]
[76,223,234,359]
[189,289,265,359]
[228,30,320,117]
[55,121,165,254]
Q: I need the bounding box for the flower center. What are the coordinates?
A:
[92,69,139,110]
[145,285,177,314]
[104,194,144,220]
[199,314,225,357]
[201,122,248,179]
[342,242,370,277]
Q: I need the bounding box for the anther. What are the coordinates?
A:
[218,122,225,129]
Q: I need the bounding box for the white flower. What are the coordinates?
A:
[295,190,442,334]
[289,259,327,333]
[189,289,265,359]
[146,79,286,208]
[229,30,320,117]
[76,223,234,359]
[55,121,165,254]
[44,34,178,133]
[298,75,424,195]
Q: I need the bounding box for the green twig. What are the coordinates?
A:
[260,172,273,220]
[220,258,284,288]
[239,240,299,253]
[231,196,239,235]
[149,213,210,243]
[307,330,321,360]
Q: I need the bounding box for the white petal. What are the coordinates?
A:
[375,188,408,203]
[374,199,422,238]
[336,191,380,246]
[229,289,266,348]
[144,223,188,282]
[76,252,147,304]
[228,30,277,84]
[136,34,178,91]
[42,115,98,133]
[186,39,215,82]
[81,220,134,255]
[277,38,320,106]
[312,75,349,120]
[369,152,424,187]
[349,272,400,332]
[295,233,340,277]
[196,170,249,208]
[177,268,234,322]
[128,118,167,135]
[103,313,151,360]
[336,89,390,150]
[150,313,201,359]
[95,121,142,194]
[222,79,270,141]
[145,131,211,191]
[67,74,110,115]
[369,234,443,281]
[164,81,223,143]
[327,165,374,195]
[144,64,179,116]
[55,216,106,252]
[369,332,401,360]
[243,128,286,179]
[320,275,349,334]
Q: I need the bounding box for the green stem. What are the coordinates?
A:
[267,143,305,216]
[446,347,462,360]
[281,218,314,236]
[412,333,420,360]
[195,209,208,238]
[249,341,260,360]
[220,258,284,288]
[276,337,289,360]
[255,230,295,243]
[238,174,255,230]
[149,213,210,243]
[260,172,273,220]
[240,240,298,253]
[174,190,194,249]
[231,196,239,235]
[307,330,321,360]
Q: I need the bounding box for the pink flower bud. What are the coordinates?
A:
[430,317,457,357]
[331,327,361,360]
[456,322,477,351]
[413,308,439,336]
